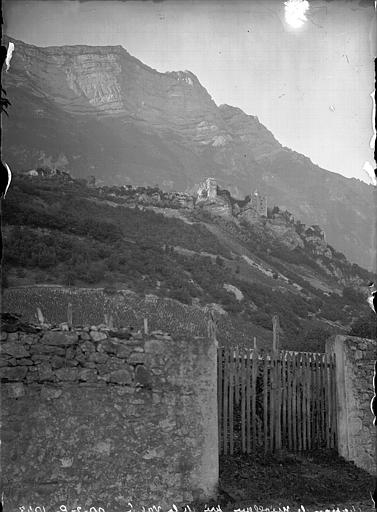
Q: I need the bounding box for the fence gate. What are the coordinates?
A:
[217,347,337,455]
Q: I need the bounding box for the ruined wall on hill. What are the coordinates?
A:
[326,335,376,475]
[1,323,218,511]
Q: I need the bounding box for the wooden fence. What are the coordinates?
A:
[217,347,337,454]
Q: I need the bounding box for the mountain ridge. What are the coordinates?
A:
[2,35,375,269]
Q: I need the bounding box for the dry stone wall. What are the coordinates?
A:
[326,335,376,475]
[1,323,218,511]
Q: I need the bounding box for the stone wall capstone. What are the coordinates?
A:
[326,335,376,475]
[1,322,218,511]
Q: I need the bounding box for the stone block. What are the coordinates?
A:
[31,354,52,362]
[66,346,77,360]
[108,329,132,340]
[1,342,29,358]
[82,361,96,369]
[90,331,107,342]
[60,457,73,468]
[78,330,91,340]
[88,352,109,364]
[116,387,135,396]
[30,344,66,356]
[128,352,147,365]
[6,382,25,398]
[37,362,55,381]
[135,366,152,388]
[123,338,144,346]
[17,358,34,366]
[145,339,165,354]
[75,348,87,365]
[25,368,40,381]
[350,417,363,433]
[108,369,132,385]
[41,332,78,346]
[97,339,118,354]
[132,346,144,352]
[152,392,161,404]
[55,368,79,381]
[7,332,19,342]
[93,439,111,456]
[159,417,176,432]
[51,356,65,369]
[142,448,164,460]
[20,333,36,345]
[78,368,98,382]
[115,345,132,359]
[1,366,28,381]
[97,358,127,377]
[40,386,63,400]
[80,340,96,353]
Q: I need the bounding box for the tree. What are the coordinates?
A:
[342,286,364,305]
[302,327,332,352]
[348,314,377,339]
[83,262,106,284]
[216,256,224,267]
[169,287,191,304]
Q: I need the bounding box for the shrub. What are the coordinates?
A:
[348,314,377,339]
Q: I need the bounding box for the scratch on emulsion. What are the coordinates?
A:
[0,42,14,197]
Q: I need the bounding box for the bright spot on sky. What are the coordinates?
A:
[284,0,310,28]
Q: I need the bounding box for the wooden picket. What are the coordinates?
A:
[263,354,268,452]
[218,346,337,455]
[287,352,292,450]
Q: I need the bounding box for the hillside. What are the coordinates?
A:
[2,173,376,352]
[1,36,375,269]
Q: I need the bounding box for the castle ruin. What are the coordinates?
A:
[196,177,267,219]
[197,177,218,201]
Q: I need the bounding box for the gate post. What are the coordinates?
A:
[325,336,349,459]
[326,335,376,475]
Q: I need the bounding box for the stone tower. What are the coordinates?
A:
[206,177,217,200]
[197,177,217,201]
[252,190,267,216]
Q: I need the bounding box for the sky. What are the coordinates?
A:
[3,0,376,183]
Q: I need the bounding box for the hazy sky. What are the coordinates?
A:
[3,0,376,183]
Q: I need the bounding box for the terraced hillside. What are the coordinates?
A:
[2,174,376,352]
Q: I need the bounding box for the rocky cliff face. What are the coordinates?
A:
[2,36,374,269]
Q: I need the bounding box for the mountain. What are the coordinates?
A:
[2,173,376,352]
[2,36,375,269]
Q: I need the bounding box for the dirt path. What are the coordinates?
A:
[214,451,374,512]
